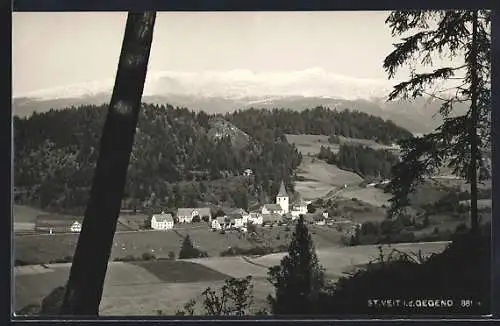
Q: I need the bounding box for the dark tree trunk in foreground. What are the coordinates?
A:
[469,10,479,233]
[60,12,156,315]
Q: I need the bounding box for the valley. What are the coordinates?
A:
[14,241,449,315]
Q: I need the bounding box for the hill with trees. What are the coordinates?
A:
[226,106,413,145]
[14,104,411,214]
[14,104,301,214]
[318,144,400,179]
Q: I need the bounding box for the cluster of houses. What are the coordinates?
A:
[149,181,328,232]
[34,181,358,235]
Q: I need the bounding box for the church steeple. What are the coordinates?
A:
[277,181,288,198]
[276,180,290,214]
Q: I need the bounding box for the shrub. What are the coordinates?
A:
[142,252,157,261]
[15,259,34,266]
[114,254,136,262]
[422,215,430,228]
[307,204,316,214]
[214,209,226,217]
[176,276,255,316]
[220,246,275,257]
[247,223,257,233]
[49,256,73,264]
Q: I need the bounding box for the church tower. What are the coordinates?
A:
[276,181,289,214]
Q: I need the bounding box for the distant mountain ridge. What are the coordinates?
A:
[13,93,468,134]
[12,69,468,134]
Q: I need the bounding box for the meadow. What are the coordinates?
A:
[14,220,346,265]
[284,134,396,156]
[14,241,449,315]
[294,156,363,200]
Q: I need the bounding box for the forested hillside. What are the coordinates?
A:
[226,106,413,145]
[14,104,301,213]
[14,104,411,214]
[318,144,400,179]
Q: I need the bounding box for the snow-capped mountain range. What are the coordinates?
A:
[12,68,466,134]
[15,68,394,101]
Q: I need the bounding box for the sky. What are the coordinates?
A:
[12,11,457,98]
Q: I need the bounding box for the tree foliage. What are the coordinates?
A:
[228,106,412,145]
[267,216,325,314]
[318,144,399,178]
[175,276,255,316]
[178,235,207,259]
[383,10,491,232]
[14,104,302,213]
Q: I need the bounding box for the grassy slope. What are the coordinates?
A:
[14,260,232,314]
[14,222,344,265]
[295,156,363,200]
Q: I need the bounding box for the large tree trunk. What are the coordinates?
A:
[469,10,479,234]
[60,12,156,315]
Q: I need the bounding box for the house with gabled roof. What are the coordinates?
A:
[177,207,212,223]
[151,212,174,230]
[70,221,82,233]
[261,203,284,215]
[227,208,250,224]
[248,212,263,225]
[291,196,308,219]
[211,216,227,230]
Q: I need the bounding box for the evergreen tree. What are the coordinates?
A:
[383,10,491,233]
[232,189,249,211]
[178,235,205,259]
[267,216,325,315]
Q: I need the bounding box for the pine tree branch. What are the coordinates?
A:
[387,66,464,101]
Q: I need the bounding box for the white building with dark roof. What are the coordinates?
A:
[176,207,212,223]
[291,197,308,218]
[261,203,284,215]
[70,221,82,233]
[248,212,263,225]
[151,212,174,230]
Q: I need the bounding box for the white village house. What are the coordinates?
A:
[227,208,250,224]
[70,221,82,233]
[261,204,284,215]
[248,212,263,225]
[313,213,326,226]
[243,168,253,176]
[290,198,308,218]
[211,216,227,230]
[230,215,245,228]
[151,212,174,230]
[177,207,212,223]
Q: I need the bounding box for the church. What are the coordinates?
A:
[260,181,308,219]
